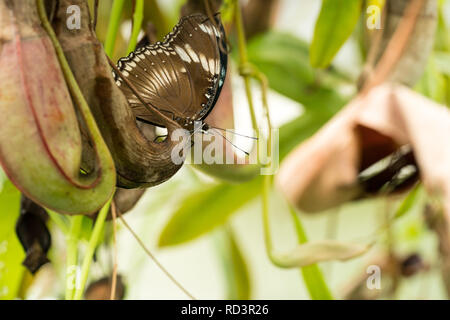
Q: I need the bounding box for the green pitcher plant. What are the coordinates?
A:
[0,0,116,215]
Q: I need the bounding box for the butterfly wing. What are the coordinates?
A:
[114,14,227,128]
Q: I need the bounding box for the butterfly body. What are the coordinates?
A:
[114,13,227,133]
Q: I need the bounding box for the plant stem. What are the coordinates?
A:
[65,215,83,300]
[127,0,144,54]
[233,0,258,132]
[261,174,279,263]
[233,0,277,257]
[232,2,332,299]
[73,198,112,300]
[104,0,126,57]
[47,209,70,234]
[233,0,278,267]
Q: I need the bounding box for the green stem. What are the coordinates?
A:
[139,0,170,40]
[261,174,280,264]
[233,0,258,132]
[233,0,278,268]
[104,0,126,57]
[234,7,331,299]
[233,0,277,260]
[73,198,112,300]
[47,209,70,234]
[233,0,274,162]
[127,0,144,54]
[65,215,83,300]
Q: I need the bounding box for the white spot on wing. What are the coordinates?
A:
[208,58,215,75]
[199,53,209,73]
[184,43,199,63]
[199,24,208,33]
[213,26,221,37]
[174,45,191,63]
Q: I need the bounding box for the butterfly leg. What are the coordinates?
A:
[159,109,177,121]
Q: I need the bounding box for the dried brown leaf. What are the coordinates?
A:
[277,84,450,219]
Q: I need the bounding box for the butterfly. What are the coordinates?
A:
[113,13,227,134]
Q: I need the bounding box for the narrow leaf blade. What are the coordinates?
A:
[158,178,262,247]
[310,0,363,68]
[215,227,251,300]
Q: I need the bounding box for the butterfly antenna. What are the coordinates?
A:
[209,126,258,140]
[179,125,205,151]
[206,129,250,156]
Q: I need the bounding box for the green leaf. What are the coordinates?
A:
[435,2,450,52]
[289,208,333,300]
[220,0,236,23]
[248,32,315,98]
[158,178,262,247]
[247,32,323,106]
[300,263,332,300]
[394,183,422,219]
[415,55,447,103]
[0,181,25,299]
[246,31,349,110]
[434,51,450,77]
[79,216,94,241]
[215,227,251,300]
[310,0,363,68]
